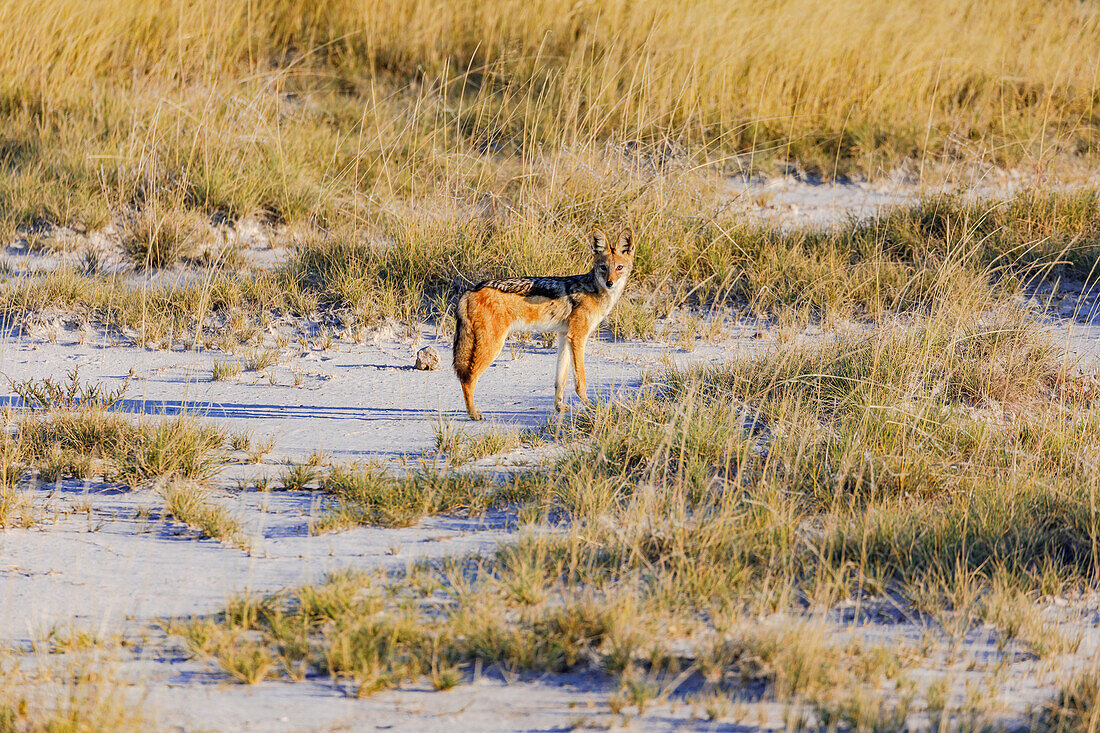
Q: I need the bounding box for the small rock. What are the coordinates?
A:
[415,346,441,371]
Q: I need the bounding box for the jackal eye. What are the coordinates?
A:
[616,265,623,271]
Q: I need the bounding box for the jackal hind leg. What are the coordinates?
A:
[462,325,508,420]
[461,379,482,421]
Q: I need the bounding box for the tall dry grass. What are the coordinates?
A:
[9,0,1098,164]
[0,0,1096,238]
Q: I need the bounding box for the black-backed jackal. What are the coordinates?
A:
[453,228,635,420]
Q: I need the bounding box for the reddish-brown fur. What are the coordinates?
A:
[453,228,635,420]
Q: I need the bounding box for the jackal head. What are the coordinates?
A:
[591,228,635,291]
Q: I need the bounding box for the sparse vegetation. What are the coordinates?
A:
[605,296,659,341]
[11,368,129,412]
[211,358,243,381]
[433,418,530,466]
[180,304,1100,727]
[162,480,249,550]
[248,436,276,464]
[0,188,1094,350]
[0,654,147,732]
[1040,672,1100,733]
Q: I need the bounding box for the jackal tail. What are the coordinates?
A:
[453,291,474,382]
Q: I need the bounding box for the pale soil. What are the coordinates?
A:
[726,166,1089,229]
[2,178,1100,730]
[0,316,1097,730]
[0,324,745,731]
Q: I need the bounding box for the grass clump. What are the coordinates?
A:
[37,446,95,484]
[181,620,276,685]
[245,349,278,372]
[0,441,33,528]
[108,416,226,486]
[309,459,555,532]
[0,485,34,528]
[433,418,529,466]
[211,358,242,381]
[8,400,226,488]
[278,462,318,491]
[162,480,249,550]
[121,206,207,269]
[312,464,503,532]
[247,436,275,464]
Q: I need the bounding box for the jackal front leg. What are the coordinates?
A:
[569,334,591,406]
[554,336,571,412]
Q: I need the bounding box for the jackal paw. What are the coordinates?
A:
[468,409,483,421]
[554,401,568,413]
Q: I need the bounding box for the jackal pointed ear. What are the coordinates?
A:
[591,229,608,257]
[616,228,635,256]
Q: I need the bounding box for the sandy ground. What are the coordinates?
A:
[2,178,1100,730]
[0,326,744,632]
[0,315,1098,730]
[0,323,753,731]
[726,166,1097,228]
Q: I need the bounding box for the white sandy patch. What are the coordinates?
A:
[727,167,1099,229]
[0,329,738,462]
[0,327,739,640]
[0,326,744,729]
